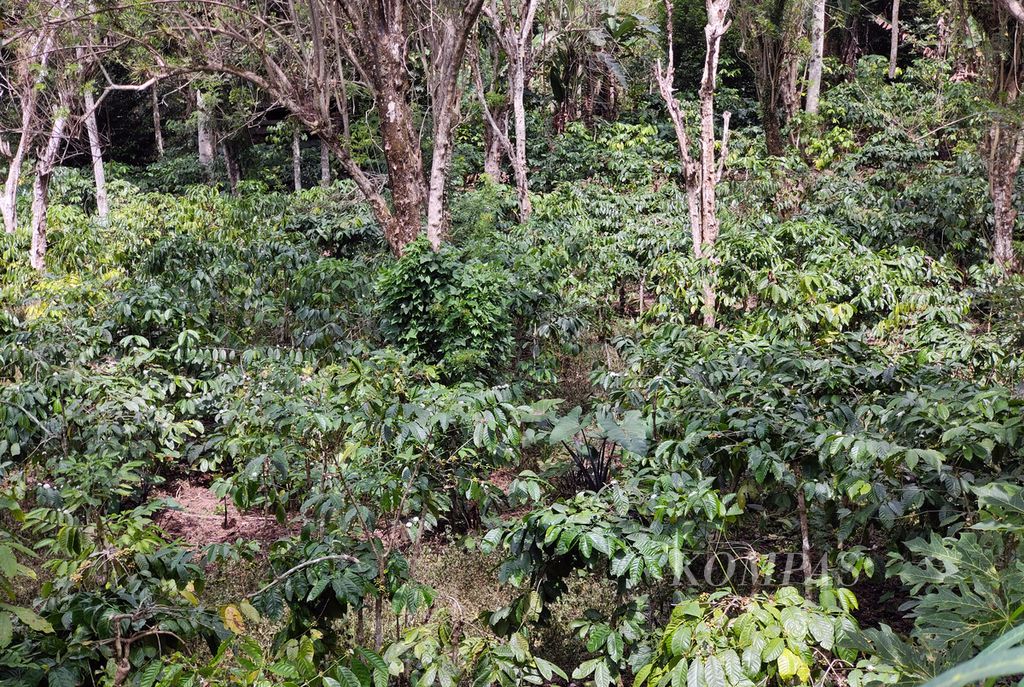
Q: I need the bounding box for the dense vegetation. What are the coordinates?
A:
[2,1,1024,686]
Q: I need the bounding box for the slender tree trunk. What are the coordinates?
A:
[4,23,57,234]
[196,89,215,172]
[697,5,730,327]
[222,142,240,193]
[292,129,302,192]
[796,478,816,601]
[423,1,484,249]
[83,89,108,221]
[426,108,454,249]
[483,104,508,182]
[1,117,30,233]
[30,107,70,271]
[805,0,826,113]
[373,595,384,651]
[509,53,532,223]
[888,0,900,80]
[657,0,730,328]
[320,138,331,186]
[987,120,1024,271]
[152,86,164,158]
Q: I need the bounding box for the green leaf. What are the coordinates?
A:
[704,655,726,687]
[593,660,613,687]
[780,607,807,640]
[807,614,834,650]
[0,612,12,649]
[607,631,624,662]
[2,604,53,633]
[687,657,704,687]
[776,649,809,682]
[921,648,1024,687]
[761,638,785,662]
[549,408,582,445]
[0,545,16,579]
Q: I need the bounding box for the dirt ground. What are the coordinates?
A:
[154,480,292,547]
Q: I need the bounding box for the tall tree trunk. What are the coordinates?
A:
[423,0,485,249]
[196,89,215,172]
[762,96,786,156]
[697,3,730,327]
[1,110,31,233]
[482,103,508,182]
[987,120,1023,271]
[3,26,56,233]
[292,129,302,192]
[320,138,331,186]
[657,0,731,328]
[805,0,826,113]
[377,87,426,253]
[222,142,240,193]
[509,50,533,223]
[152,86,164,158]
[888,0,900,80]
[425,108,454,249]
[30,107,70,272]
[372,29,428,254]
[83,88,108,221]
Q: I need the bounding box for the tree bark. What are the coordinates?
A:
[796,478,816,601]
[292,128,302,192]
[987,120,1024,271]
[152,86,164,158]
[1,104,32,233]
[30,106,70,271]
[482,0,540,223]
[805,0,826,113]
[196,89,215,171]
[483,103,509,182]
[656,0,731,328]
[222,142,240,193]
[423,0,486,249]
[509,52,533,223]
[998,0,1024,22]
[3,24,57,233]
[888,0,900,80]
[83,88,108,221]
[320,138,331,186]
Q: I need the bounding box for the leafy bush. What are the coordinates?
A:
[634,588,860,687]
[377,239,517,378]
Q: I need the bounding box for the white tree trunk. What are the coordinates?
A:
[888,0,900,80]
[3,26,56,233]
[426,109,453,250]
[509,53,532,223]
[320,138,331,186]
[197,90,215,170]
[152,86,164,157]
[1,116,30,233]
[30,108,69,271]
[83,88,108,221]
[292,129,302,192]
[656,0,731,327]
[482,0,539,224]
[805,0,826,114]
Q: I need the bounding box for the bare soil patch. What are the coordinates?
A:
[155,480,291,548]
